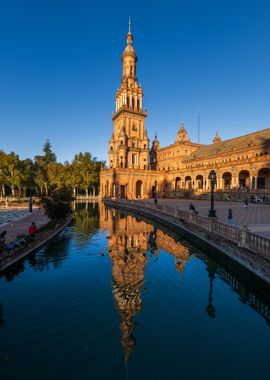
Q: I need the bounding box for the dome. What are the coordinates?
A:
[122,41,136,58]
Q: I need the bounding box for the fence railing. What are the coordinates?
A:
[104,198,270,256]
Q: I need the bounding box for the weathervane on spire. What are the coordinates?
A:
[128,17,131,33]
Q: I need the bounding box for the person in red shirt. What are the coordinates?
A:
[28,222,37,239]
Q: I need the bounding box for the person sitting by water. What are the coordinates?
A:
[28,222,37,239]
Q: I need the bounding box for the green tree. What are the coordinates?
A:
[43,139,57,164]
[34,140,57,195]
[1,152,22,196]
[47,162,67,189]
[0,151,6,197]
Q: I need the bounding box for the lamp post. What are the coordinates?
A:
[208,170,216,217]
[29,162,33,213]
[154,180,157,204]
[251,167,256,190]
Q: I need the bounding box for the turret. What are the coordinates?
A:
[149,133,160,170]
[175,122,190,143]
[213,131,221,144]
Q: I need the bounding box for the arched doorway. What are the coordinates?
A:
[185,176,192,189]
[258,168,270,189]
[175,177,181,190]
[223,172,232,190]
[196,175,203,190]
[136,180,143,198]
[239,170,250,189]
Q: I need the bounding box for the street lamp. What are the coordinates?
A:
[29,162,33,213]
[154,180,157,204]
[208,170,216,217]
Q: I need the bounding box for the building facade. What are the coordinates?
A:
[100,24,270,199]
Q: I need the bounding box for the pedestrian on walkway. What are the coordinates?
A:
[227,209,233,225]
[244,198,249,208]
[28,222,37,239]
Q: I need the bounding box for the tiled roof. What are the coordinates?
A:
[184,128,270,161]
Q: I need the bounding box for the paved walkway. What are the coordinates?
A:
[144,199,270,238]
[0,207,49,243]
[0,208,33,226]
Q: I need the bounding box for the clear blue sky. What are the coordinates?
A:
[0,0,269,163]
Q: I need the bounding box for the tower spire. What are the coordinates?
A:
[128,17,131,33]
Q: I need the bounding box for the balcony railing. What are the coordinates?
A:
[104,198,270,257]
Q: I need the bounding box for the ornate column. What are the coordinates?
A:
[254,176,258,190]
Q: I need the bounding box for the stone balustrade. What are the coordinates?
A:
[105,198,270,257]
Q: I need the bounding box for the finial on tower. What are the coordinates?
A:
[126,17,133,45]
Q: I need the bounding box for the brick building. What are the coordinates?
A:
[100,23,270,200]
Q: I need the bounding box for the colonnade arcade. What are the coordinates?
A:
[171,167,270,191]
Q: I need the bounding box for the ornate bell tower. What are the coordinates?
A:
[108,20,149,170]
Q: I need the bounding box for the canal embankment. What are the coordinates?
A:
[104,198,270,286]
[0,215,72,273]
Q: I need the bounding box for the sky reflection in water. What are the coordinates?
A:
[0,202,270,380]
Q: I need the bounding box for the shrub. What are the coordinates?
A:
[42,187,73,223]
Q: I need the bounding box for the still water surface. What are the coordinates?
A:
[0,202,270,380]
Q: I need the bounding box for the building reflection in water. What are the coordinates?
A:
[99,203,191,362]
[99,203,270,363]
[206,258,217,319]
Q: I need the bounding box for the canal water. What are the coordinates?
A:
[0,202,270,380]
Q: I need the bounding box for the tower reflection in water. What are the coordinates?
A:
[99,203,191,362]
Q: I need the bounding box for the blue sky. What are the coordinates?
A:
[0,0,269,163]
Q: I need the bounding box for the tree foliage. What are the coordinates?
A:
[0,141,104,198]
[42,187,73,222]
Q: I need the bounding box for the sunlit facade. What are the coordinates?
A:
[100,24,270,199]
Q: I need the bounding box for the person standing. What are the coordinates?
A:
[227,209,233,225]
[28,222,37,239]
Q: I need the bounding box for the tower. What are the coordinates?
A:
[108,20,149,170]
[149,133,160,170]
